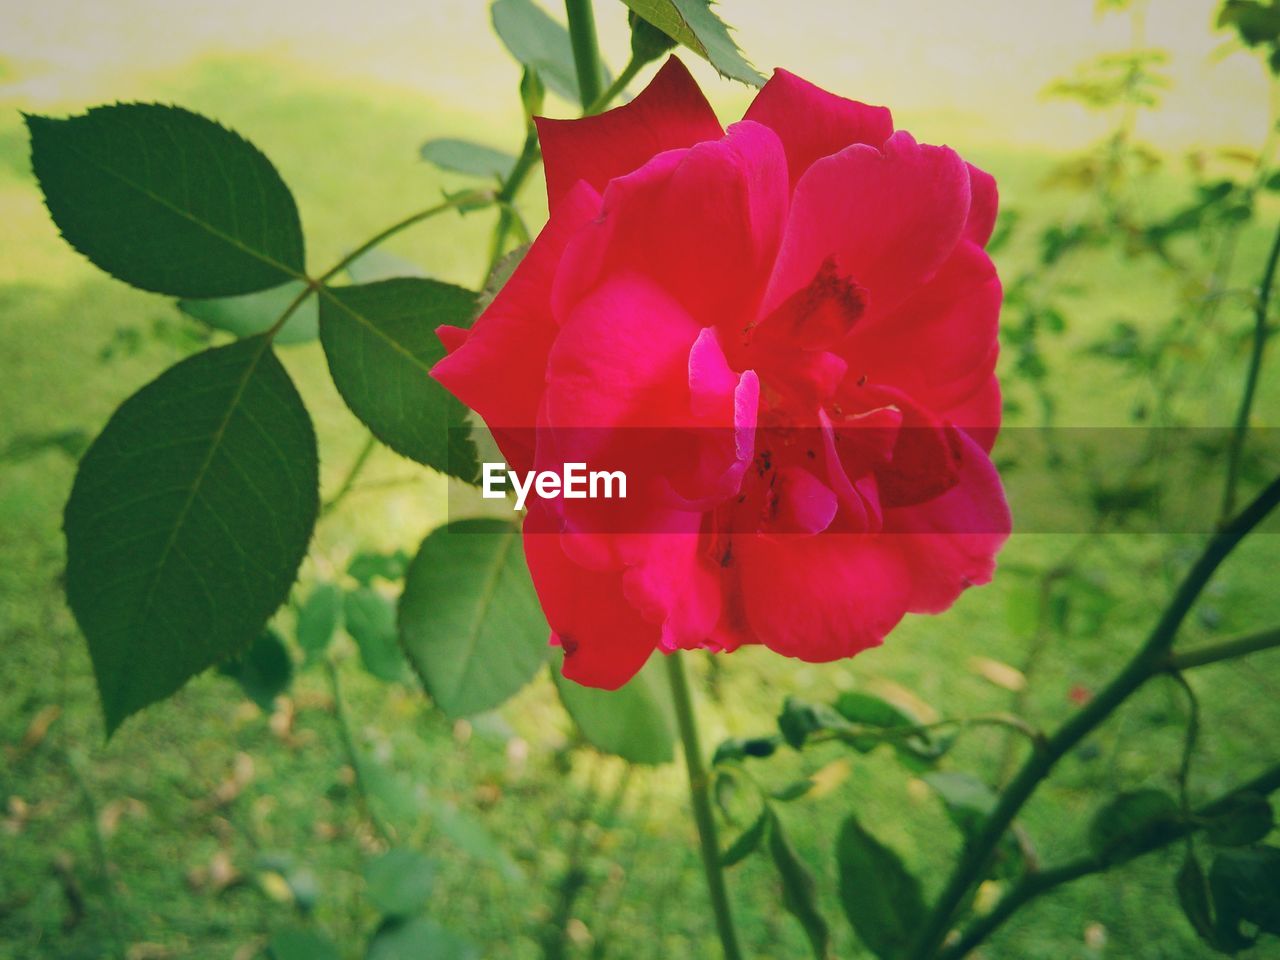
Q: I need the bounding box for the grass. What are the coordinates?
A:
[2,52,1279,960]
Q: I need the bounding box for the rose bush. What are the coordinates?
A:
[433,57,1011,689]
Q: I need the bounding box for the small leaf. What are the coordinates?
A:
[27,103,305,297]
[420,138,516,181]
[345,588,412,684]
[218,627,292,711]
[296,583,342,664]
[318,279,479,482]
[1177,849,1222,950]
[777,696,847,749]
[1205,792,1274,847]
[1088,789,1182,863]
[620,0,764,85]
[923,771,997,835]
[770,779,814,803]
[348,550,411,587]
[1210,845,1280,940]
[721,809,769,867]
[553,654,675,764]
[399,519,549,718]
[837,815,926,960]
[367,916,479,960]
[491,0,610,102]
[364,849,436,918]
[768,811,831,959]
[64,337,318,734]
[178,282,317,345]
[268,927,340,960]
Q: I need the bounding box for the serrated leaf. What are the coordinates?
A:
[268,927,340,960]
[420,138,516,181]
[553,654,674,764]
[491,0,610,102]
[178,281,317,345]
[364,849,436,918]
[720,809,769,867]
[1088,789,1182,863]
[620,0,764,85]
[318,279,479,482]
[399,519,548,718]
[27,103,305,297]
[367,917,479,960]
[64,337,318,734]
[837,815,926,960]
[218,627,292,711]
[768,811,830,958]
[296,583,342,663]
[345,588,412,684]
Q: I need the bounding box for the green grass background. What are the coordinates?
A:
[3,6,1280,958]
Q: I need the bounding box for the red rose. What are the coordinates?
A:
[433,58,1011,689]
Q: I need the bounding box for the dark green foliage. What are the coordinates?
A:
[620,0,763,85]
[1088,789,1182,863]
[218,627,293,710]
[399,519,549,718]
[317,279,479,482]
[27,103,305,297]
[63,337,318,734]
[836,815,926,960]
[552,654,675,764]
[491,0,606,102]
[345,587,413,684]
[768,811,830,959]
[295,582,343,663]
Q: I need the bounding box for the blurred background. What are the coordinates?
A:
[2,1,1279,958]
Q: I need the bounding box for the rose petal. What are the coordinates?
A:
[965,162,999,247]
[744,68,893,187]
[535,57,722,213]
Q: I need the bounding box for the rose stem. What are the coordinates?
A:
[665,651,745,960]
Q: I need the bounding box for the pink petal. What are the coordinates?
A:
[763,131,972,323]
[535,57,723,213]
[552,121,790,331]
[744,68,893,187]
[965,162,999,247]
[431,181,600,441]
[884,428,1011,614]
[731,533,911,661]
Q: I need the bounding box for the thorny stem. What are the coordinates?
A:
[937,763,1280,960]
[907,472,1280,959]
[665,652,745,960]
[1220,216,1280,521]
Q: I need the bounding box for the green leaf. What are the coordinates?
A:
[768,811,831,958]
[836,815,926,960]
[367,917,479,960]
[552,654,675,764]
[1088,789,1182,863]
[399,519,549,718]
[348,550,411,587]
[345,588,412,684]
[64,337,318,734]
[1205,792,1274,847]
[178,281,317,345]
[27,103,305,297]
[923,771,997,835]
[218,627,292,711]
[420,138,516,181]
[620,0,764,85]
[777,696,848,749]
[1210,845,1280,940]
[1176,850,1220,950]
[491,0,610,102]
[422,794,524,881]
[317,279,479,482]
[364,849,436,918]
[296,583,343,664]
[269,927,341,960]
[344,248,428,284]
[720,809,769,867]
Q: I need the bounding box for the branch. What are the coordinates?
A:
[938,763,1280,960]
[907,472,1280,959]
[1165,626,1280,672]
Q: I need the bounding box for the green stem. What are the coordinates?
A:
[665,652,745,960]
[486,130,543,280]
[564,0,603,111]
[937,762,1280,960]
[324,659,393,845]
[321,432,378,516]
[907,471,1280,959]
[1165,625,1280,671]
[585,56,644,115]
[65,751,126,959]
[1221,216,1280,521]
